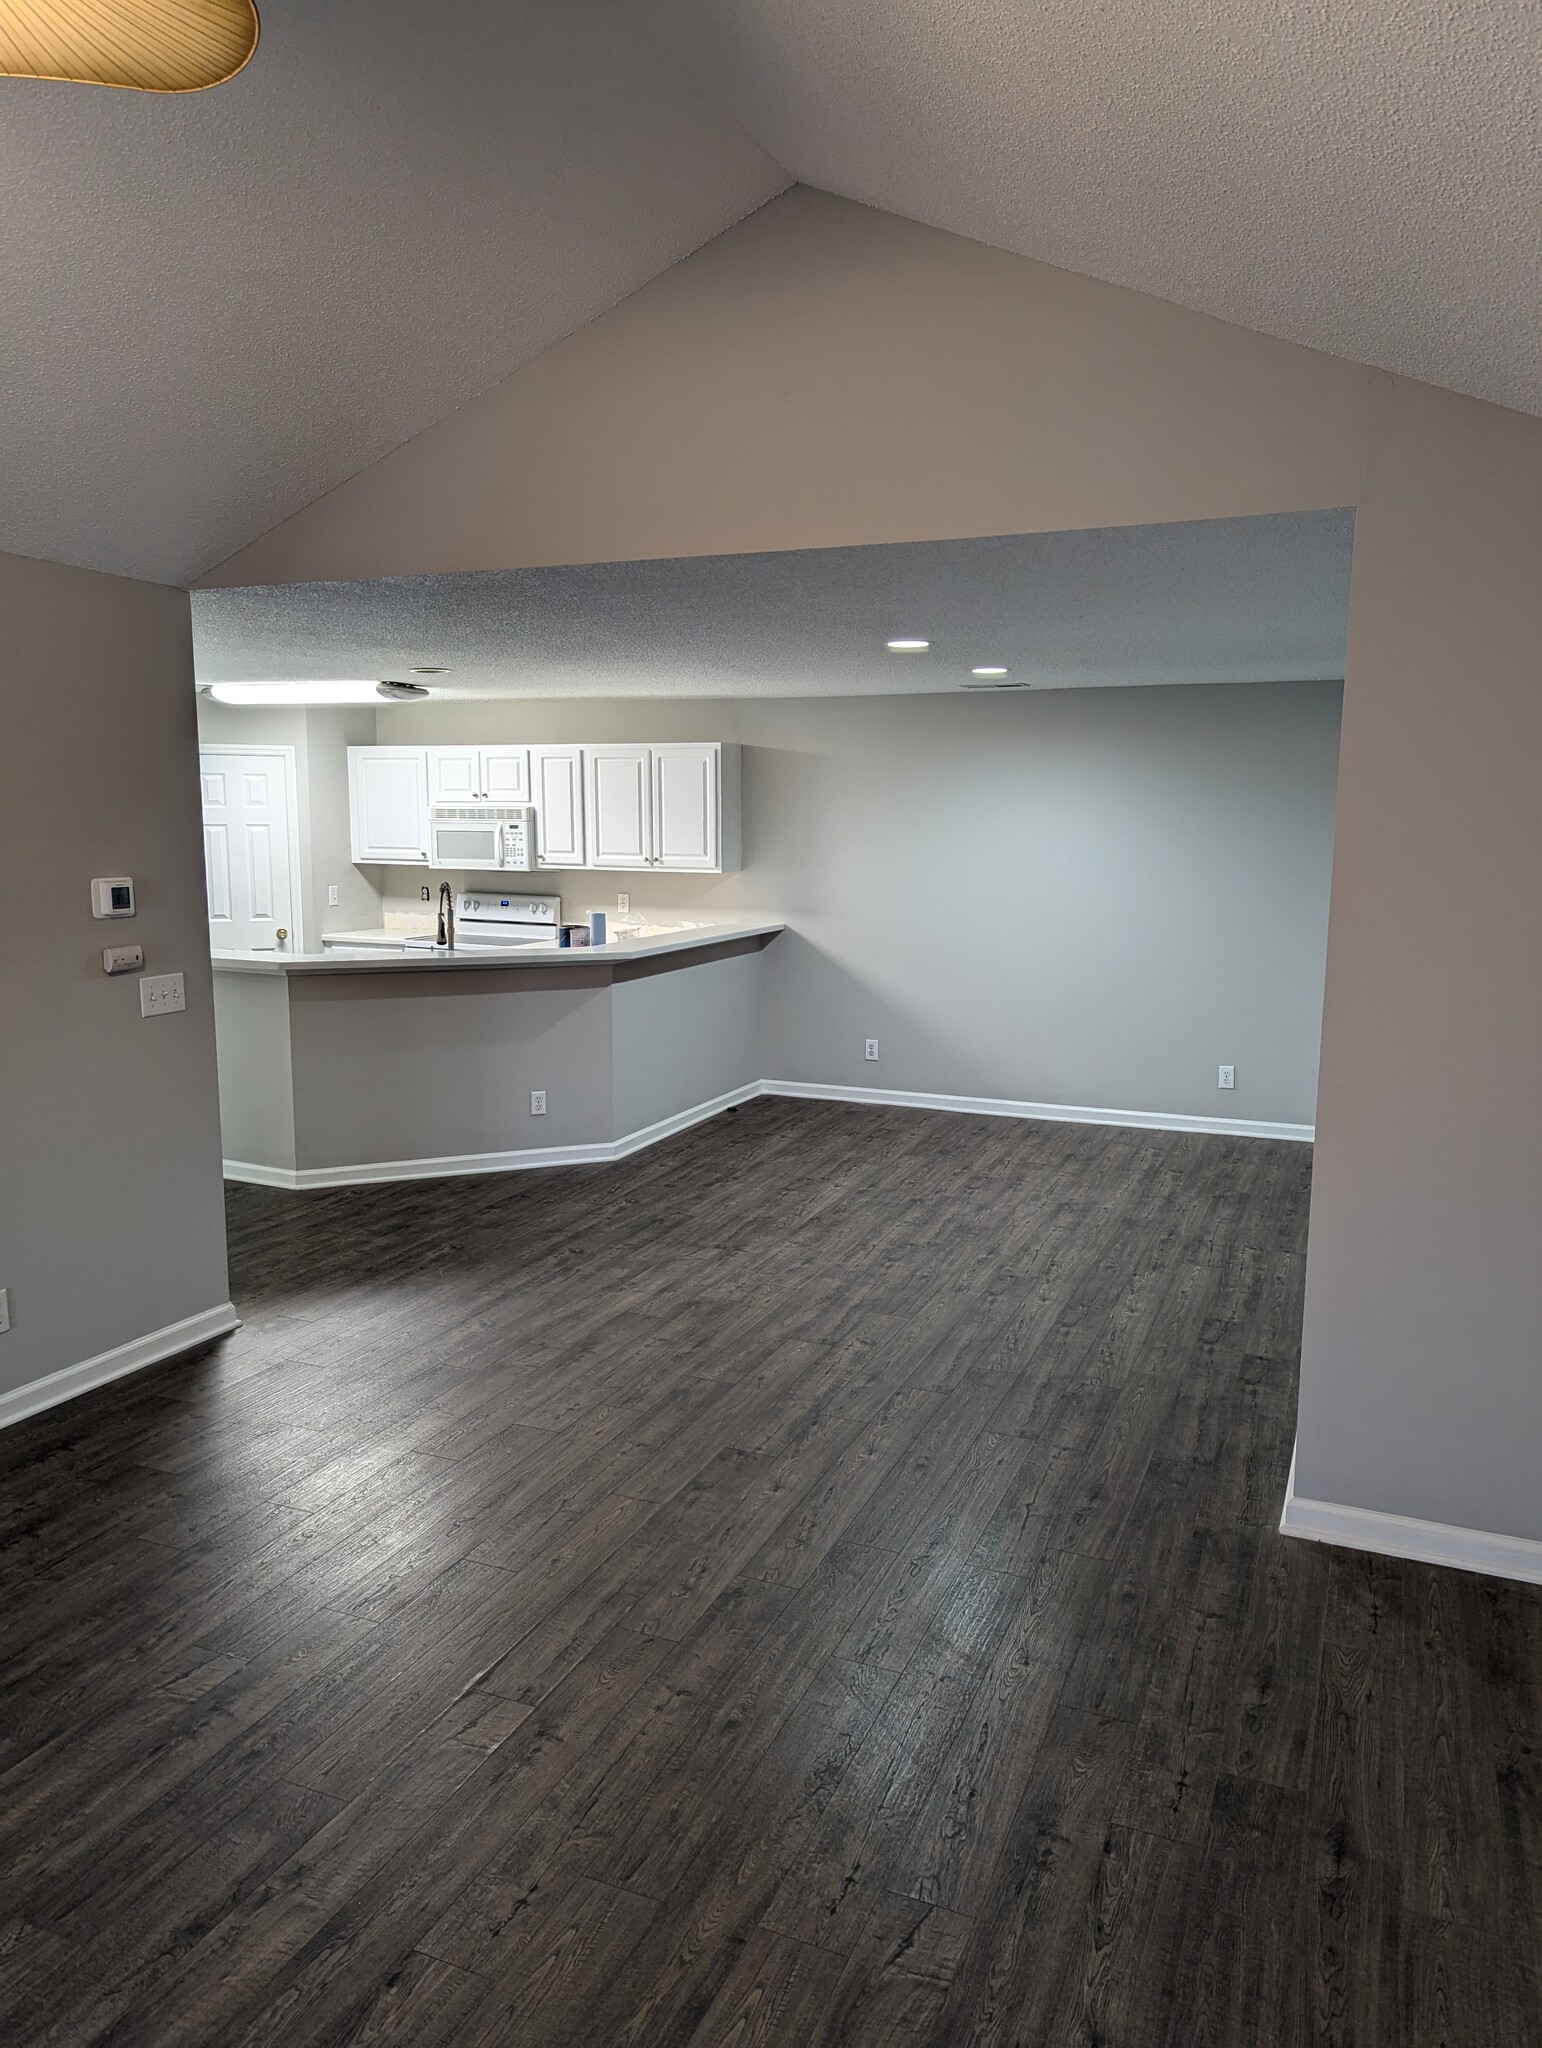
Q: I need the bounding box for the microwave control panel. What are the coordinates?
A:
[501,812,534,870]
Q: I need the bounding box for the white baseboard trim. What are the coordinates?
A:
[759,1079,1314,1144]
[223,1081,764,1190]
[0,1302,242,1433]
[1280,1453,1542,1586]
[225,1076,1311,1189]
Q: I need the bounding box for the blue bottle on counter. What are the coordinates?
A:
[589,911,607,947]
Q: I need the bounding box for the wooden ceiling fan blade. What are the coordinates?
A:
[0,0,259,93]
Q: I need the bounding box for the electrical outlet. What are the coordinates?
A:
[140,973,185,1019]
[617,893,630,915]
[865,1038,880,1062]
[530,1090,547,1116]
[0,1288,9,1334]
[328,884,340,907]
[1218,1064,1235,1090]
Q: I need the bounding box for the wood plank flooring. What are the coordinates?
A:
[2,1097,1539,2045]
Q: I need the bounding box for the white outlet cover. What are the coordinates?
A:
[1218,1064,1236,1089]
[0,1287,9,1334]
[865,1039,880,1061]
[530,1090,547,1115]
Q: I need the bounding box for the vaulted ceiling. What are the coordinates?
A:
[3,0,1537,588]
[0,1,785,585]
[636,0,1542,423]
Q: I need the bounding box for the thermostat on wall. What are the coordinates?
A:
[91,877,136,919]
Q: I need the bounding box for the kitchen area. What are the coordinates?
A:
[201,715,783,1186]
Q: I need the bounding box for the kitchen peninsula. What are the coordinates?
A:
[211,921,783,1187]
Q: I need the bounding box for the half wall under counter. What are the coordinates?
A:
[211,923,783,1187]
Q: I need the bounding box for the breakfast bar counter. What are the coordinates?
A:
[210,922,783,1188]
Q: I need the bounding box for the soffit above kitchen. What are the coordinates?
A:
[0,0,785,586]
[191,509,1353,700]
[637,0,1542,421]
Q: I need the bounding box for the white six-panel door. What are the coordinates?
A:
[200,747,299,950]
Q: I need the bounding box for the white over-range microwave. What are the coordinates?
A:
[429,803,536,872]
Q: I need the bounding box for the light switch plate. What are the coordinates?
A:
[140,972,186,1018]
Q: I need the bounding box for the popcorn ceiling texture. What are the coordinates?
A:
[638,0,1542,420]
[4,0,1535,589]
[0,0,785,586]
[190,511,1353,699]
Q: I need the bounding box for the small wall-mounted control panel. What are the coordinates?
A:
[103,945,145,976]
[140,973,185,1018]
[92,877,136,919]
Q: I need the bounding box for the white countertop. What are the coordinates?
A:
[210,919,785,976]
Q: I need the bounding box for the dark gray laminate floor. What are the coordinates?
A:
[2,1098,1538,2046]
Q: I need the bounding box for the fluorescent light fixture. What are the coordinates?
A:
[885,638,930,652]
[204,681,402,706]
[970,666,1009,678]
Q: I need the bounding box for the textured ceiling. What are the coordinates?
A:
[637,0,1542,420]
[0,1,784,585]
[191,510,1353,699]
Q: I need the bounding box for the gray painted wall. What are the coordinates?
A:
[287,976,614,1168]
[378,680,1342,1128]
[1296,380,1542,1543]
[611,952,766,1137]
[0,553,230,1398]
[213,973,296,1171]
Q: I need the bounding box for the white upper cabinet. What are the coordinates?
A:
[652,744,720,872]
[426,747,482,804]
[348,747,430,864]
[347,740,739,871]
[480,747,531,803]
[586,745,654,869]
[531,746,585,867]
[428,745,531,804]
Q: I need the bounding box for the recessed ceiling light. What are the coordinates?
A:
[202,680,429,706]
[411,665,450,675]
[885,639,930,652]
[970,666,1009,678]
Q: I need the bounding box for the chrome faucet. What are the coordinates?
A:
[436,881,454,949]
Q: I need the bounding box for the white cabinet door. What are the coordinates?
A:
[652,744,719,871]
[531,745,585,867]
[480,747,531,803]
[349,747,430,863]
[587,745,654,868]
[427,747,482,803]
